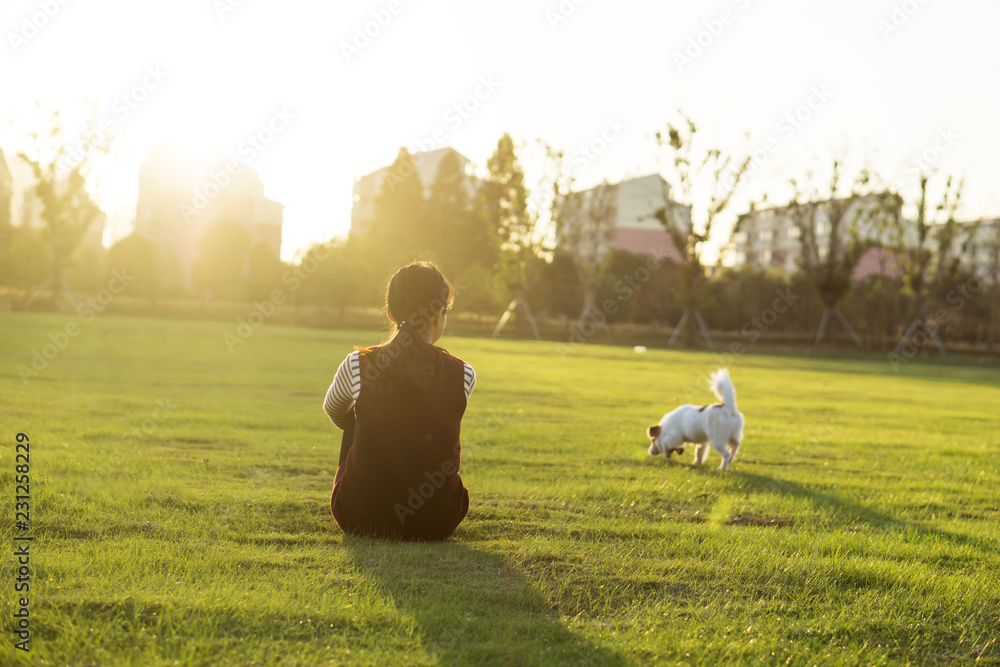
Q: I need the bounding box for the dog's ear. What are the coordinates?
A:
[646,424,661,439]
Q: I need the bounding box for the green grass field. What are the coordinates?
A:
[1,311,999,666]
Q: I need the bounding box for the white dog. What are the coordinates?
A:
[646,369,745,470]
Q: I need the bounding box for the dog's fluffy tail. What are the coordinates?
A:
[710,368,737,410]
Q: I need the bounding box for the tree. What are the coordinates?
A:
[105,233,161,301]
[557,179,617,327]
[64,240,105,295]
[192,219,250,299]
[296,240,371,318]
[17,106,109,309]
[538,140,620,328]
[0,225,49,297]
[652,114,750,348]
[888,173,964,356]
[247,241,285,302]
[0,148,17,291]
[598,248,679,325]
[482,133,544,338]
[538,249,582,319]
[786,161,894,346]
[452,262,503,316]
[982,219,1000,352]
[364,147,427,276]
[425,150,494,276]
[0,148,11,229]
[857,199,901,351]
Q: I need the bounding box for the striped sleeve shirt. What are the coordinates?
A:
[323,351,476,429]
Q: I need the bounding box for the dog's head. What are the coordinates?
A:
[646,423,684,457]
[646,423,662,455]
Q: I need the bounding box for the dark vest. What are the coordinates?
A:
[330,350,470,541]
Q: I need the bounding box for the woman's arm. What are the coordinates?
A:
[463,362,476,401]
[323,351,360,430]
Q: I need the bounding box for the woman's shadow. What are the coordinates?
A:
[336,409,627,664]
[344,536,630,666]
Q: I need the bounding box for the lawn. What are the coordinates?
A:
[1,311,999,665]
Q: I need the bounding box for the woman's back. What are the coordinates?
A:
[323,261,474,541]
[331,350,471,541]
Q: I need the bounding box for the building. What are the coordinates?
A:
[733,194,910,280]
[556,174,685,264]
[134,144,283,288]
[350,147,480,237]
[955,218,1000,278]
[734,195,1000,281]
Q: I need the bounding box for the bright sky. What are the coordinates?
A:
[2,0,998,262]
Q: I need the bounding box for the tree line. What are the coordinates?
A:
[2,110,998,352]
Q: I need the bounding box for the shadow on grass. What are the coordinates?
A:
[730,470,998,555]
[344,536,630,666]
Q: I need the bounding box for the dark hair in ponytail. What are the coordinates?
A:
[359,261,454,397]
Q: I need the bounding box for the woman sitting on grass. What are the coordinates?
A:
[323,261,475,541]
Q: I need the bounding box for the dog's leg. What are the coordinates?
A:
[718,448,731,470]
[695,443,710,465]
[661,434,683,459]
[728,438,741,463]
[708,435,730,470]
